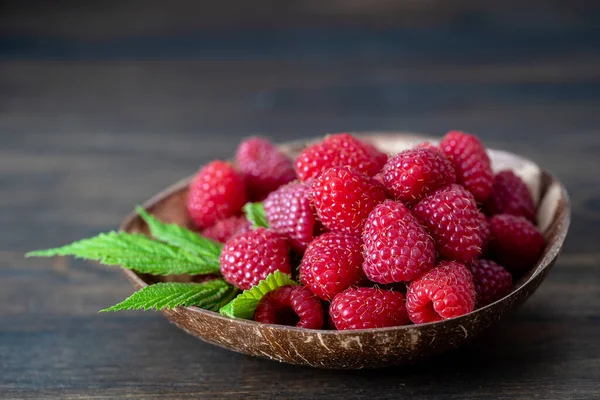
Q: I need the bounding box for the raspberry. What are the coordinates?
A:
[412,184,486,263]
[201,216,251,243]
[235,137,296,201]
[299,232,366,300]
[329,287,410,330]
[362,200,436,283]
[310,166,386,235]
[382,148,456,204]
[254,285,324,329]
[488,214,545,273]
[470,259,513,307]
[479,216,491,255]
[440,131,493,203]
[219,227,291,290]
[187,160,247,229]
[484,170,536,222]
[264,181,316,253]
[406,261,476,324]
[295,133,386,181]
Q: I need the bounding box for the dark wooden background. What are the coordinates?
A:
[1,1,600,399]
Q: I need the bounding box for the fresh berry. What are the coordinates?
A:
[310,166,386,235]
[363,142,389,168]
[484,170,536,222]
[412,184,486,262]
[329,287,410,330]
[299,232,366,300]
[470,259,513,307]
[382,148,456,204]
[219,228,291,290]
[362,200,436,283]
[295,133,386,181]
[264,181,316,253]
[440,131,493,203]
[254,285,324,329]
[488,214,545,273]
[406,261,476,324]
[202,216,251,243]
[235,137,296,201]
[187,160,247,229]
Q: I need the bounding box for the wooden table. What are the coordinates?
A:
[1,2,600,399]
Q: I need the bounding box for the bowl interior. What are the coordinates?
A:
[119,132,570,369]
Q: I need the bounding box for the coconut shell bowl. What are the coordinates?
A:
[120,132,570,369]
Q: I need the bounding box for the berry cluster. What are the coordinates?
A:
[186,132,546,330]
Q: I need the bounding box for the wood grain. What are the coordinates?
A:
[1,1,600,398]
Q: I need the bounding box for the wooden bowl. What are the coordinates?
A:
[120,132,570,369]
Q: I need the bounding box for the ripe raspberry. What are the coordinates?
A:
[310,166,386,235]
[329,287,410,330]
[295,133,386,181]
[440,131,493,203]
[382,148,456,204]
[363,142,389,168]
[219,227,291,290]
[488,214,545,273]
[470,259,513,307]
[412,184,486,263]
[299,232,366,300]
[201,216,251,243]
[187,160,247,229]
[406,261,476,324]
[362,200,436,283]
[235,137,296,201]
[264,181,316,253]
[484,170,536,222]
[479,216,491,255]
[254,285,324,329]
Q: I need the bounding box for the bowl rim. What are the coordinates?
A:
[119,133,571,336]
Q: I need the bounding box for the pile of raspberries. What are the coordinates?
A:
[186,132,545,330]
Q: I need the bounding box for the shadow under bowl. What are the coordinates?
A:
[119,132,570,369]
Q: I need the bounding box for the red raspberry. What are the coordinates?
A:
[484,170,536,222]
[479,216,491,255]
[201,216,251,243]
[264,181,316,253]
[219,228,291,290]
[470,259,513,307]
[406,261,476,324]
[310,166,386,235]
[254,285,324,329]
[488,214,545,273]
[235,137,296,201]
[362,200,436,283]
[363,142,389,168]
[382,148,456,204]
[440,131,493,203]
[412,184,486,263]
[295,133,386,181]
[329,287,410,330]
[187,160,247,229]
[299,232,366,300]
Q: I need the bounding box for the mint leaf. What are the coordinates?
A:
[101,279,237,312]
[136,206,222,259]
[243,202,268,229]
[219,271,297,319]
[26,231,220,275]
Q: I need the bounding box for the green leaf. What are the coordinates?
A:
[219,271,297,319]
[136,206,222,259]
[26,231,220,275]
[243,202,268,229]
[100,279,237,312]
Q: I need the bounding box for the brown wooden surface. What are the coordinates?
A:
[1,1,600,399]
